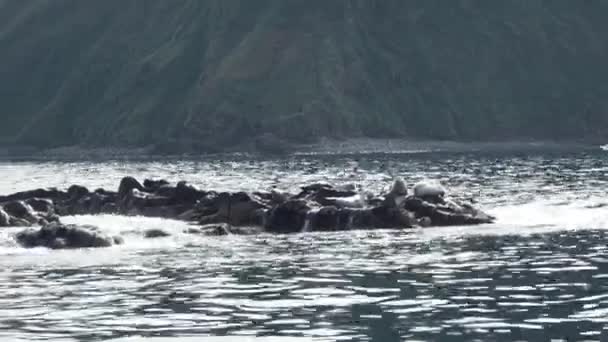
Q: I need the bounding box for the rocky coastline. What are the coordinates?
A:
[0,177,495,249]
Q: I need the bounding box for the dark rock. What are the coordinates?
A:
[0,188,66,203]
[300,183,333,193]
[0,208,10,227]
[138,205,191,219]
[369,206,414,228]
[404,197,438,217]
[143,179,170,192]
[143,228,171,238]
[94,188,116,196]
[198,192,267,226]
[155,185,177,198]
[265,199,310,233]
[308,206,340,231]
[2,201,37,222]
[176,209,197,221]
[60,192,108,215]
[296,183,358,207]
[67,185,89,202]
[101,202,118,214]
[25,198,54,214]
[299,183,357,199]
[121,189,172,214]
[118,176,145,199]
[172,181,206,204]
[404,196,494,226]
[10,218,31,227]
[252,190,292,208]
[16,222,121,249]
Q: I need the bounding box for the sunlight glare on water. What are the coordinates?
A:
[1,150,608,341]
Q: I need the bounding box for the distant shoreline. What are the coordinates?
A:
[0,138,600,161]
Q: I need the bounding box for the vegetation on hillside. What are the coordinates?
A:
[0,0,607,151]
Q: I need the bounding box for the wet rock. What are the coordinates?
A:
[369,206,415,228]
[143,179,170,192]
[185,223,231,236]
[16,222,121,249]
[404,196,494,226]
[101,202,118,214]
[198,192,267,226]
[297,184,358,206]
[190,224,263,236]
[143,228,171,238]
[25,198,54,214]
[0,208,10,227]
[252,190,290,208]
[2,201,37,223]
[172,181,206,204]
[0,188,66,203]
[176,209,198,221]
[155,185,177,198]
[67,185,89,202]
[10,218,31,227]
[121,189,172,214]
[265,200,310,233]
[308,206,340,231]
[118,176,145,199]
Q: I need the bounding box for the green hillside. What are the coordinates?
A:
[1,0,607,152]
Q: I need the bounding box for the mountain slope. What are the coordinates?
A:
[1,0,607,151]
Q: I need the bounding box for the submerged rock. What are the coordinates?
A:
[143,228,171,238]
[16,222,122,249]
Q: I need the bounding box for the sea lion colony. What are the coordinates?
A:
[0,177,494,249]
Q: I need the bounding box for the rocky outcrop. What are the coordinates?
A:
[1,177,495,236]
[16,222,123,249]
[0,200,59,227]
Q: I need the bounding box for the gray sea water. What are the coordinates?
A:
[1,148,608,341]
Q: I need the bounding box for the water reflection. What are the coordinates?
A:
[0,150,607,340]
[0,229,608,340]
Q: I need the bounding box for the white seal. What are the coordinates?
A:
[413,181,446,198]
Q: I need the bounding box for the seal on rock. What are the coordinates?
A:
[384,178,408,207]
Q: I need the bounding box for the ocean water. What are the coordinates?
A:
[1,149,608,341]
